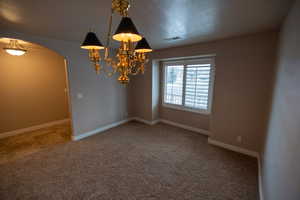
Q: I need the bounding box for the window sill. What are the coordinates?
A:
[162,103,211,115]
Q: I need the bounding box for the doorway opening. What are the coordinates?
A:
[0,37,73,164]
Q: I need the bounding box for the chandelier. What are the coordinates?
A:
[81,0,152,84]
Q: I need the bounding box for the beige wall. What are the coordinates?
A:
[0,40,69,133]
[128,65,153,120]
[261,1,300,199]
[130,31,278,152]
[0,31,129,137]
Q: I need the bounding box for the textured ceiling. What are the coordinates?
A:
[0,0,294,49]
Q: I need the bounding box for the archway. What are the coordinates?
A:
[0,37,73,163]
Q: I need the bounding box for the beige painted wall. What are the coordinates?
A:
[261,1,300,199]
[0,40,69,134]
[130,31,278,152]
[0,41,69,133]
[0,31,129,137]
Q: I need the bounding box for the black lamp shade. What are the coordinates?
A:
[112,17,142,42]
[135,38,152,53]
[81,32,104,50]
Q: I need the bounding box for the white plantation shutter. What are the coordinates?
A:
[164,64,184,105]
[184,64,211,110]
[163,57,215,114]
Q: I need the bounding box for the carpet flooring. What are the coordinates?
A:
[0,122,71,164]
[0,122,258,200]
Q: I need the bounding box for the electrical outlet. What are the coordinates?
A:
[237,136,242,143]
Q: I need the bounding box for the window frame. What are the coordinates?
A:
[162,57,215,115]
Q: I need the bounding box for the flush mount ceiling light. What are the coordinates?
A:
[3,40,27,56]
[81,0,152,84]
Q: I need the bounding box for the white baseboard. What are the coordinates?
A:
[73,117,208,141]
[207,138,259,158]
[0,119,70,139]
[208,138,263,199]
[159,119,211,136]
[72,119,130,141]
[130,117,210,136]
[258,157,264,200]
[152,119,160,125]
[131,117,160,125]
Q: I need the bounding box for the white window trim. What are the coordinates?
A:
[162,57,215,115]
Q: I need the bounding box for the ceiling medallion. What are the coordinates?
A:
[3,40,27,56]
[81,0,152,84]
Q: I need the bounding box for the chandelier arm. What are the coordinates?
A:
[104,56,117,67]
[130,68,140,75]
[104,58,118,71]
[102,60,118,77]
[128,60,140,75]
[103,68,116,77]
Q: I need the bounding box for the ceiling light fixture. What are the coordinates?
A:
[3,40,27,56]
[81,0,152,84]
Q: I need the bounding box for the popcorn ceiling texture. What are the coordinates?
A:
[0,122,258,199]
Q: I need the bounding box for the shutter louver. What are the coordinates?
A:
[184,64,211,110]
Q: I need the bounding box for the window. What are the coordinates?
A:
[163,57,215,114]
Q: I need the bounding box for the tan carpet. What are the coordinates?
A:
[0,122,71,164]
[0,122,258,200]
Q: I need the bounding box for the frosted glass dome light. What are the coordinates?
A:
[3,40,27,56]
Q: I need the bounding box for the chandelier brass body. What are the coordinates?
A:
[112,0,130,16]
[81,0,152,84]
